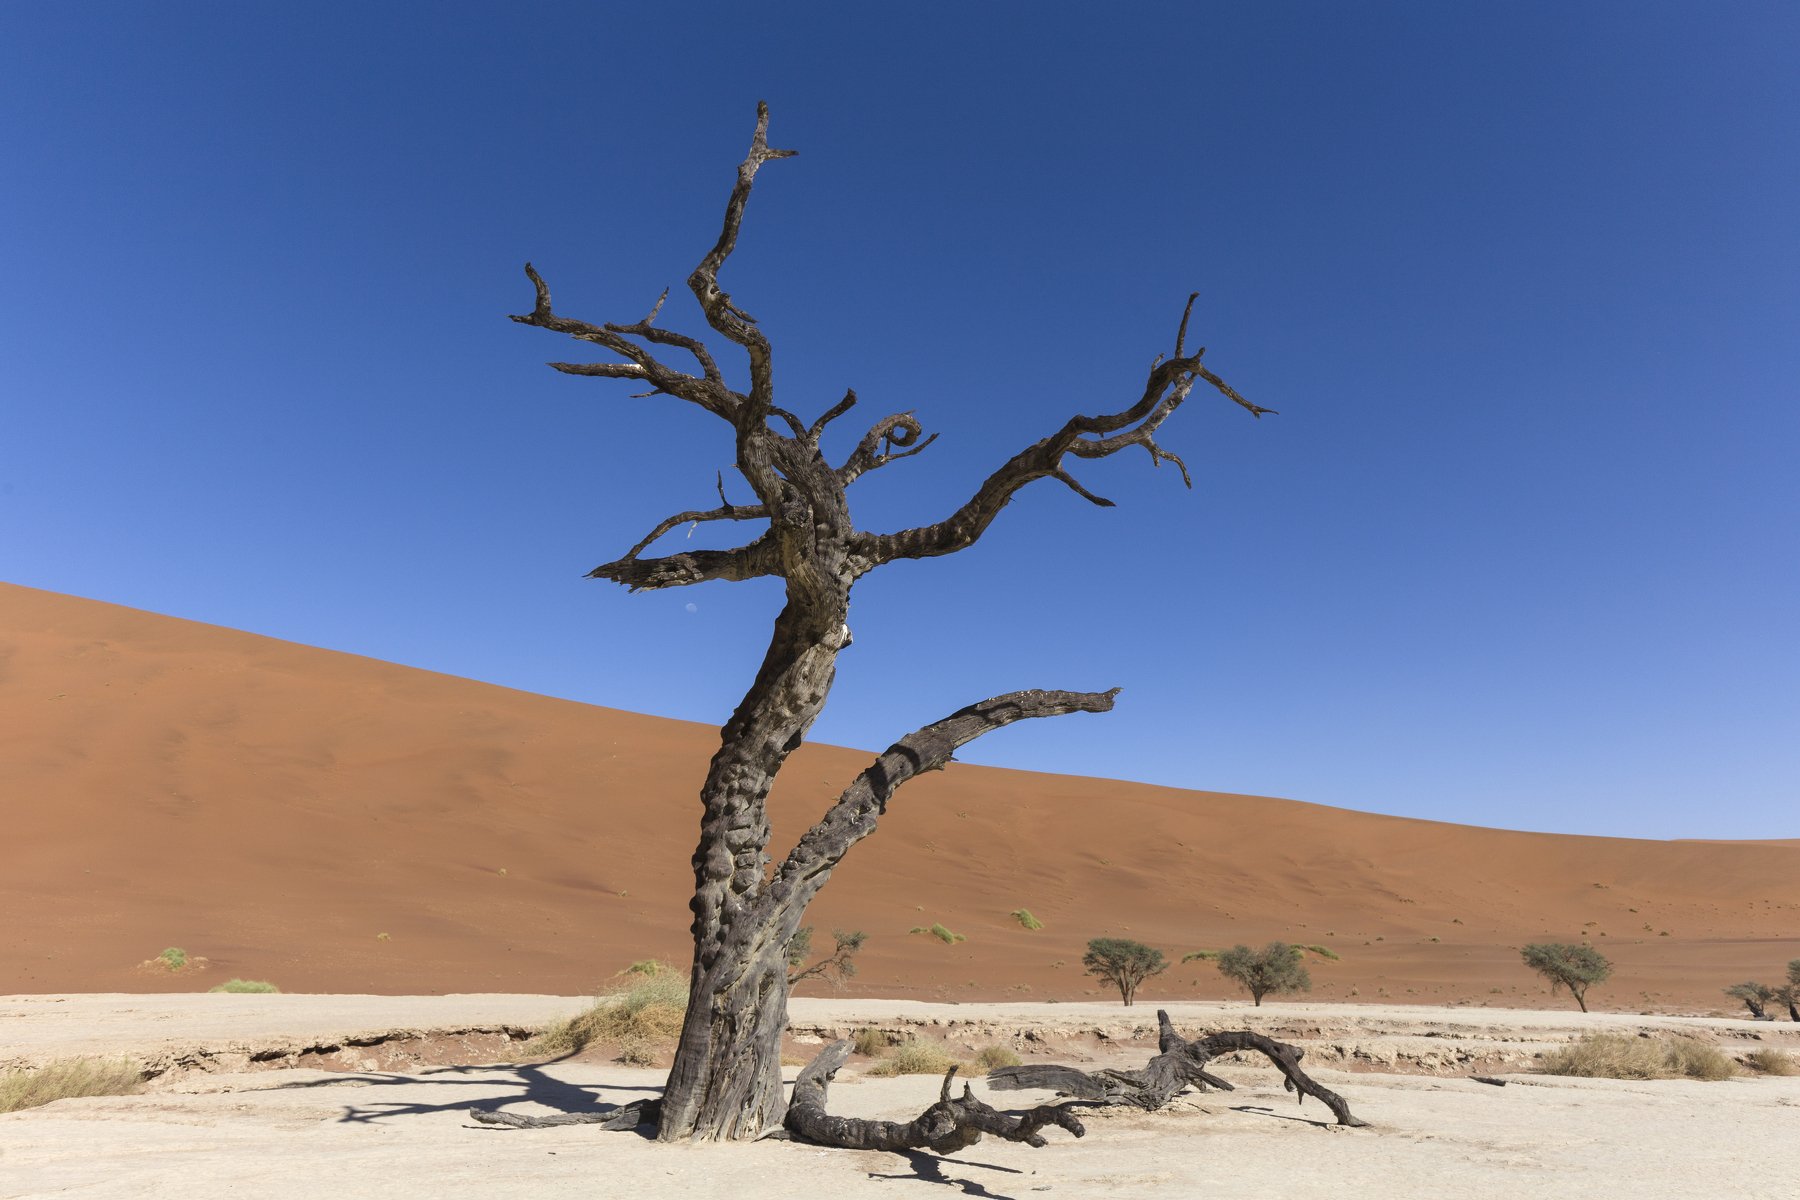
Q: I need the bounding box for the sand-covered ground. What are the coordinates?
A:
[5,583,1797,1012]
[4,994,1798,1200]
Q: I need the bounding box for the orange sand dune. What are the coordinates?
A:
[4,582,1795,1012]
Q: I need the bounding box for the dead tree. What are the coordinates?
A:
[987,1009,1366,1127]
[786,1040,1086,1152]
[510,103,1271,1142]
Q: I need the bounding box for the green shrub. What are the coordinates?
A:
[974,1045,1022,1071]
[1539,1033,1737,1080]
[909,923,965,944]
[1520,943,1611,1012]
[866,1040,960,1076]
[156,947,187,971]
[208,979,279,993]
[1,1059,143,1114]
[1215,942,1311,1006]
[528,971,687,1057]
[1083,937,1167,1006]
[1010,909,1044,931]
[1296,944,1341,961]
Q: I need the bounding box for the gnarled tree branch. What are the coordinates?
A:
[836,411,940,486]
[588,533,782,592]
[854,294,1272,570]
[687,100,796,425]
[768,687,1120,905]
[786,1041,1085,1153]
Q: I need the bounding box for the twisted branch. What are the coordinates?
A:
[836,412,940,486]
[854,293,1272,569]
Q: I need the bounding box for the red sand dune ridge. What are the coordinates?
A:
[3,582,1795,1011]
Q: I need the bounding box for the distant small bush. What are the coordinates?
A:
[623,959,669,977]
[974,1045,1022,1071]
[867,1040,960,1077]
[851,1027,888,1058]
[1215,942,1312,1006]
[208,979,279,994]
[910,923,965,944]
[528,971,687,1058]
[1539,1033,1737,1080]
[1743,1048,1798,1076]
[1010,909,1044,931]
[1,1058,143,1114]
[156,948,187,971]
[1083,937,1167,1007]
[1296,944,1340,961]
[1520,943,1611,1012]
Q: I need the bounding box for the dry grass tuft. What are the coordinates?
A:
[851,1027,888,1058]
[1538,1033,1738,1081]
[866,1040,962,1077]
[974,1045,1022,1071]
[208,979,279,993]
[527,972,687,1059]
[1,1058,144,1114]
[1742,1048,1798,1076]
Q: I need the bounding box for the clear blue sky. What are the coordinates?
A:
[4,3,1795,839]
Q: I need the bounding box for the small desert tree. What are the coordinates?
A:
[785,927,866,991]
[1725,981,1774,1020]
[1214,942,1312,1006]
[1083,938,1168,1006]
[1520,943,1611,1012]
[513,104,1269,1141]
[1778,959,1800,1022]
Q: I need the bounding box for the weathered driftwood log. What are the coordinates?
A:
[469,1098,660,1131]
[785,1040,1085,1152]
[988,1009,1367,1128]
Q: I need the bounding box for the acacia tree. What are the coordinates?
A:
[1083,938,1169,1006]
[511,104,1269,1142]
[1520,942,1611,1012]
[1214,941,1313,1006]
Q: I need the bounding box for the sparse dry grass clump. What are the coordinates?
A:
[1010,909,1044,931]
[909,923,966,944]
[851,1027,888,1058]
[974,1045,1022,1071]
[866,1040,961,1077]
[208,979,279,993]
[527,971,687,1060]
[1742,1048,1799,1076]
[1,1058,144,1114]
[1538,1033,1738,1081]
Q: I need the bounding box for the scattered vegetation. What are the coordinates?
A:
[1520,943,1611,1012]
[974,1045,1022,1071]
[1213,942,1312,1006]
[1743,1048,1798,1076]
[156,947,187,971]
[1297,943,1341,961]
[1538,1033,1736,1080]
[786,927,867,991]
[208,979,279,993]
[851,1027,888,1057]
[623,958,669,976]
[527,970,688,1060]
[910,923,965,944]
[1,1058,144,1114]
[1010,909,1044,931]
[866,1040,960,1077]
[1725,981,1775,1020]
[1082,937,1167,1007]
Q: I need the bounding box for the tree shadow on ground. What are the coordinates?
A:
[866,1149,1031,1199]
[270,1055,661,1133]
[1228,1103,1338,1128]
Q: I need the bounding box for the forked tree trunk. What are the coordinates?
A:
[510,103,1271,1141]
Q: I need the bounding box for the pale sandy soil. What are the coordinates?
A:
[4,994,1798,1200]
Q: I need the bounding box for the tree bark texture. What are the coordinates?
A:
[988,1010,1367,1127]
[511,103,1267,1141]
[786,1041,1085,1152]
